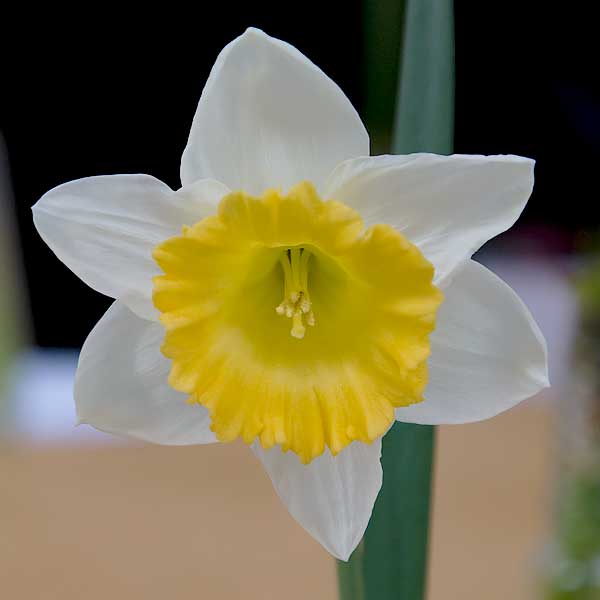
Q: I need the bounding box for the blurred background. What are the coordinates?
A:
[1,2,598,598]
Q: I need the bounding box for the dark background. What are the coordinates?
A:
[2,2,598,347]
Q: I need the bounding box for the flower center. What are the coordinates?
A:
[275,247,315,339]
[152,181,443,463]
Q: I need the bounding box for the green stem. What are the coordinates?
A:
[338,425,435,600]
[338,1,454,598]
[393,0,454,155]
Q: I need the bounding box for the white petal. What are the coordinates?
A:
[181,27,369,195]
[396,260,549,425]
[75,301,216,444]
[253,440,382,560]
[325,154,535,284]
[33,175,228,319]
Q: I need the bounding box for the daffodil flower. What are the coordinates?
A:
[32,28,548,560]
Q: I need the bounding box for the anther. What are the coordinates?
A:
[300,297,311,314]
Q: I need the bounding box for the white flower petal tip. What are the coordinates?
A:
[325,153,535,285]
[395,260,549,426]
[180,27,369,194]
[75,301,216,445]
[253,439,383,561]
[32,175,228,320]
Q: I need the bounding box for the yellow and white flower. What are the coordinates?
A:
[32,28,548,560]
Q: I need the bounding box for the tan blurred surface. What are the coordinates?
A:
[429,401,554,600]
[0,400,554,600]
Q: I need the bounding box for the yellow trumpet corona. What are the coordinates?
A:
[152,182,443,463]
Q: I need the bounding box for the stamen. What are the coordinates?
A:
[275,247,315,338]
[290,248,302,291]
[299,247,310,290]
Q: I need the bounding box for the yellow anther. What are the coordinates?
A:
[300,298,311,313]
